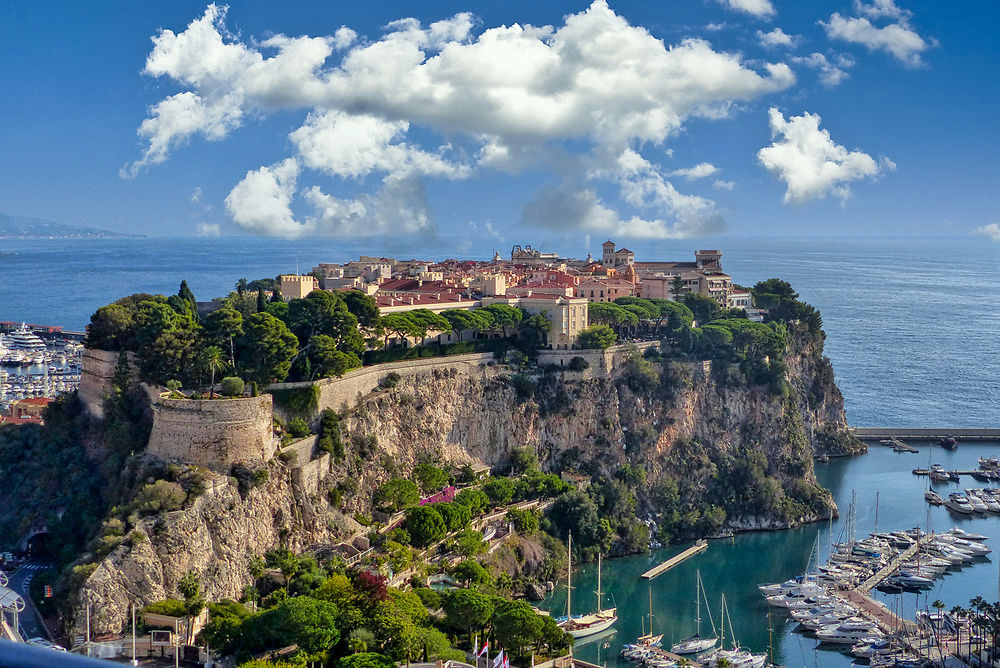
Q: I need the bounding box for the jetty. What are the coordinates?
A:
[852,427,1000,441]
[641,540,707,579]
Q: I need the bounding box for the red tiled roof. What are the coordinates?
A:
[16,397,52,406]
[0,415,42,425]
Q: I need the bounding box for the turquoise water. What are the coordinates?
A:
[542,442,1000,668]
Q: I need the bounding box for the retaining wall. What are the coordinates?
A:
[79,349,136,418]
[147,394,275,471]
[270,352,497,417]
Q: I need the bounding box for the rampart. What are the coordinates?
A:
[536,341,660,378]
[270,352,497,418]
[79,348,136,418]
[147,394,275,472]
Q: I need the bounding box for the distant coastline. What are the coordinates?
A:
[0,213,143,239]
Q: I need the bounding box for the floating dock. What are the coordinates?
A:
[852,427,1000,441]
[641,540,707,579]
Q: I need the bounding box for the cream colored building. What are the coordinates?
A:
[482,293,589,349]
[279,274,318,300]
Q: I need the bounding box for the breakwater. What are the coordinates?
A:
[852,428,1000,440]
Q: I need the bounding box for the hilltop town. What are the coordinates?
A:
[255,241,756,351]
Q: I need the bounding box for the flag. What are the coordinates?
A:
[493,649,505,668]
[473,637,478,657]
[503,655,509,668]
[477,641,489,658]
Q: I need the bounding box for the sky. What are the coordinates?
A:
[1,1,998,243]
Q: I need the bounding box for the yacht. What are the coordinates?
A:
[6,324,47,353]
[945,493,974,515]
[815,619,884,645]
[979,457,1000,470]
[964,491,988,513]
[883,572,934,590]
[924,490,944,505]
[557,536,617,638]
[670,570,718,654]
[945,527,987,541]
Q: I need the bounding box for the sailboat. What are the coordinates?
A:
[671,569,718,654]
[557,532,618,638]
[702,594,767,668]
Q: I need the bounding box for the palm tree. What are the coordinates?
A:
[951,605,968,658]
[203,346,225,398]
[235,277,249,295]
[932,599,946,658]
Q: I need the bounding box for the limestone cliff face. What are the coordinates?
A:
[74,326,858,636]
[75,463,357,637]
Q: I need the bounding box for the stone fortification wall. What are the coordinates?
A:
[536,341,660,378]
[147,394,275,472]
[270,352,496,418]
[79,349,136,418]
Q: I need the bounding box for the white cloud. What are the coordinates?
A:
[853,0,908,20]
[196,223,221,236]
[669,162,720,180]
[713,179,735,190]
[973,223,1000,242]
[128,1,796,237]
[791,52,855,87]
[822,11,931,67]
[190,186,202,202]
[757,28,800,49]
[715,0,775,19]
[757,107,893,203]
[224,159,310,237]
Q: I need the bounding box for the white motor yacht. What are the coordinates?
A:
[945,527,987,541]
[945,494,974,515]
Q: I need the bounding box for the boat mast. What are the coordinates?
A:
[719,594,726,651]
[596,551,603,614]
[695,570,702,637]
[566,532,572,621]
[648,583,654,635]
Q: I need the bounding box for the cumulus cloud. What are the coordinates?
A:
[791,52,855,87]
[757,107,893,203]
[821,0,933,67]
[973,223,1000,242]
[713,179,735,190]
[757,28,800,49]
[715,0,775,19]
[669,162,720,180]
[128,1,796,237]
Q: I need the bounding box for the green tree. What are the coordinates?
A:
[434,502,471,532]
[492,600,544,656]
[256,289,268,313]
[341,291,381,331]
[483,477,515,506]
[220,376,245,397]
[236,278,249,295]
[404,506,447,547]
[237,312,299,385]
[203,306,244,366]
[443,588,495,640]
[481,303,524,337]
[454,488,490,515]
[682,293,721,325]
[452,560,490,586]
[670,275,685,301]
[508,508,540,534]
[510,446,538,473]
[308,334,361,379]
[203,345,226,396]
[336,653,396,668]
[413,463,449,493]
[287,290,364,359]
[374,479,421,512]
[455,528,487,557]
[200,600,251,654]
[577,324,617,349]
[179,280,198,314]
[520,311,551,348]
[86,303,134,350]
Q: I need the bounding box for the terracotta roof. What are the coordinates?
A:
[16,397,52,406]
[0,415,42,425]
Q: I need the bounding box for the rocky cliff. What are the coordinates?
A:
[72,323,860,636]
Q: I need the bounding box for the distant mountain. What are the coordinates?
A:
[0,213,143,239]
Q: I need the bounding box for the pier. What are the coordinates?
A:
[641,540,707,579]
[852,427,1000,441]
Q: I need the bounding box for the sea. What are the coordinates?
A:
[1,234,999,667]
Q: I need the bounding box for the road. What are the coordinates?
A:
[5,562,50,641]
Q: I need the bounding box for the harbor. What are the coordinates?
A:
[642,541,708,580]
[543,441,1000,668]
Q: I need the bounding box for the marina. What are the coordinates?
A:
[0,323,83,415]
[544,442,1000,668]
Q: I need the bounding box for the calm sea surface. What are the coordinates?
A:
[1,235,998,665]
[1,235,996,427]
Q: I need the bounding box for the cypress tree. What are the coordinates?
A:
[257,289,267,313]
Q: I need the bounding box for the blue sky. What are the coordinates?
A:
[1,1,998,242]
